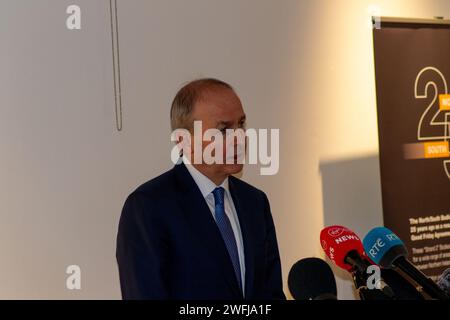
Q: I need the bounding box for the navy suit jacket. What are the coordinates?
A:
[116,163,285,300]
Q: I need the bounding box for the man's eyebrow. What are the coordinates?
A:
[216,116,246,127]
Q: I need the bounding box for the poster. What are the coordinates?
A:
[373,19,450,280]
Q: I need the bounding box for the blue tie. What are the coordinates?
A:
[212,187,242,291]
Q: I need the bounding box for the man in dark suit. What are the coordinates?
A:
[116,78,285,299]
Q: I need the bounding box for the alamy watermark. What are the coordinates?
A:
[66,265,81,290]
[170,121,280,176]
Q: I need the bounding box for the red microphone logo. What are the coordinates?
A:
[327,226,346,237]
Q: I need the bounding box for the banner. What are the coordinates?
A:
[373,19,450,280]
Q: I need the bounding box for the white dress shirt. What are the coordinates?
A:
[183,158,246,294]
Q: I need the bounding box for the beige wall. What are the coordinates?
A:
[1,0,449,299]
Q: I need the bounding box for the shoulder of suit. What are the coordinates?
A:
[130,166,176,199]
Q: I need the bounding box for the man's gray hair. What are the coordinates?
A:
[170,78,234,131]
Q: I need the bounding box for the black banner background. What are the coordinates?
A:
[373,20,450,280]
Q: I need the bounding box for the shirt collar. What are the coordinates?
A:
[182,156,230,198]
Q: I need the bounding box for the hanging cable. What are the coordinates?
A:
[109,0,123,131]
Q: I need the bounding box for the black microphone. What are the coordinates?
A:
[380,268,425,300]
[288,258,337,300]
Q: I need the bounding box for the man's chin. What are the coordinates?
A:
[224,163,244,175]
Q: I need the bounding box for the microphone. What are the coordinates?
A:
[363,227,449,300]
[437,268,450,294]
[320,225,395,300]
[288,257,337,300]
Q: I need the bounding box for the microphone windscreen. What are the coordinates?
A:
[288,257,337,300]
[363,227,407,268]
[437,267,450,294]
[320,225,365,271]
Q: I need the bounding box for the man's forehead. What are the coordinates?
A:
[200,86,240,105]
[194,88,243,116]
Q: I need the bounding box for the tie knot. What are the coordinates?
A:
[212,187,225,206]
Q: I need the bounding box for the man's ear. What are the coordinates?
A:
[175,129,192,155]
[171,128,192,163]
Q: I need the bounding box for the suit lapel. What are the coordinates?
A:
[228,176,256,299]
[173,163,243,298]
